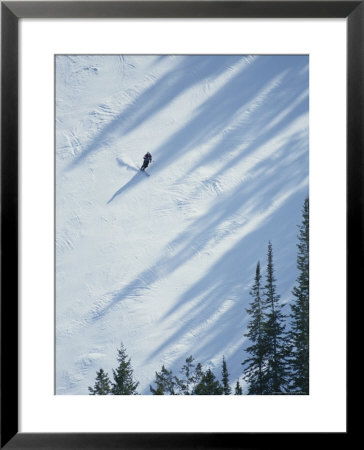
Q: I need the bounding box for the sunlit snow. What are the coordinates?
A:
[56,55,309,394]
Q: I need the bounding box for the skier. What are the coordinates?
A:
[141,152,152,171]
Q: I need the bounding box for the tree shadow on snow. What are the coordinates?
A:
[66,55,246,171]
[87,55,308,321]
[75,55,309,387]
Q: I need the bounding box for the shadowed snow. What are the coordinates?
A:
[56,55,309,394]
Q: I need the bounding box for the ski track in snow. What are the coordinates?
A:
[56,55,309,394]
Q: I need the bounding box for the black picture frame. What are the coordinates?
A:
[1,1,356,448]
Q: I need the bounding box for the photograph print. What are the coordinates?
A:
[56,54,309,395]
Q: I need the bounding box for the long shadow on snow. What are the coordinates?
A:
[107,157,154,203]
[173,102,308,221]
[80,56,299,212]
[66,55,246,170]
[90,153,308,392]
[83,56,267,208]
[177,56,308,184]
[144,160,308,358]
[134,58,308,389]
[154,138,308,303]
[84,56,308,375]
[141,189,307,393]
[89,56,309,317]
[111,57,306,220]
[185,89,308,185]
[120,55,248,139]
[146,56,289,176]
[107,170,146,204]
[91,138,307,325]
[154,57,308,278]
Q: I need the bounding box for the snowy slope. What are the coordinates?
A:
[56,54,309,394]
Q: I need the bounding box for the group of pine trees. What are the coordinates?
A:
[89,350,240,395]
[88,343,139,395]
[149,355,238,395]
[242,197,309,394]
[89,198,309,395]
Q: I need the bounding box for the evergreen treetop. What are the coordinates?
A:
[176,355,197,395]
[234,379,243,395]
[221,356,232,395]
[262,242,289,394]
[194,368,223,395]
[150,365,176,395]
[111,343,139,395]
[88,368,111,395]
[242,261,269,394]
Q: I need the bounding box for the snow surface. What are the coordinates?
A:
[56,54,309,394]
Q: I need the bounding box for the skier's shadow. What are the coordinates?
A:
[115,157,138,172]
[107,158,145,204]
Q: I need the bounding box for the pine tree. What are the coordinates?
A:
[221,356,232,395]
[234,380,243,395]
[242,261,269,394]
[150,382,164,395]
[194,368,223,395]
[190,362,204,394]
[262,242,289,394]
[88,368,111,395]
[111,343,139,395]
[175,355,196,395]
[289,197,309,394]
[150,365,176,395]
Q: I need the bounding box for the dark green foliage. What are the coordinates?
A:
[150,365,176,395]
[175,355,197,395]
[191,362,204,393]
[234,380,243,395]
[289,198,309,394]
[243,243,290,394]
[194,368,223,395]
[262,242,289,394]
[151,357,206,395]
[194,363,204,382]
[111,343,139,395]
[151,358,227,395]
[221,356,232,395]
[150,382,164,395]
[88,368,111,395]
[242,261,269,394]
